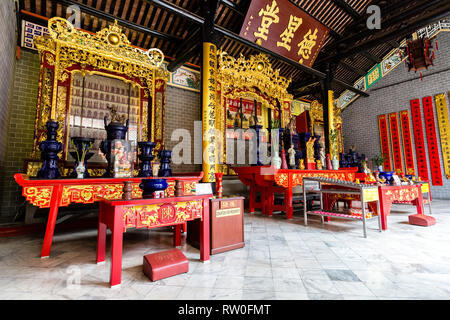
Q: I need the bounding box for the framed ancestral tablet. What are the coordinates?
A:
[111,139,136,178]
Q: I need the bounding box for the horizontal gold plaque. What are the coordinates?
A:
[363,188,379,203]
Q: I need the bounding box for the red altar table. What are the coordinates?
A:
[97,194,211,287]
[233,166,357,219]
[14,172,203,258]
[323,182,432,230]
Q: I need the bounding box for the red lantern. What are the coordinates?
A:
[402,37,436,80]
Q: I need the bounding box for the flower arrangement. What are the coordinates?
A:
[371,153,386,167]
[71,139,93,165]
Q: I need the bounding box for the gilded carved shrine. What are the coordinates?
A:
[216,51,293,175]
[28,18,169,176]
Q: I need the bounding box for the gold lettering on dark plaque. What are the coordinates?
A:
[220,200,239,209]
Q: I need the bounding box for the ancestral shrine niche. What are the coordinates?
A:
[26,18,169,177]
[216,51,293,175]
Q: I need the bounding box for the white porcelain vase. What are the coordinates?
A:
[76,163,85,179]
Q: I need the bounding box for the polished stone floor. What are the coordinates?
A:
[0,200,450,300]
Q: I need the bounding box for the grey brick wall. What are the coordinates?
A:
[164,85,202,173]
[1,50,41,218]
[0,0,20,219]
[342,31,450,199]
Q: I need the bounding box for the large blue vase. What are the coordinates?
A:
[100,118,129,177]
[250,124,263,166]
[139,178,169,198]
[380,171,394,184]
[37,120,62,179]
[158,150,173,177]
[137,141,156,177]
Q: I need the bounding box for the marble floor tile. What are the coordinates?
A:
[241,289,276,300]
[209,288,243,300]
[325,269,361,282]
[214,276,245,289]
[332,281,376,297]
[1,199,450,300]
[302,279,340,295]
[243,276,274,291]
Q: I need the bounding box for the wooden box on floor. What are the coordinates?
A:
[187,197,245,255]
[143,249,189,281]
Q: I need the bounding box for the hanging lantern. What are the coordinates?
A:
[402,36,436,80]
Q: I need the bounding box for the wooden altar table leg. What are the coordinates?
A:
[322,193,330,222]
[379,191,390,231]
[40,184,63,258]
[249,186,256,214]
[200,199,210,262]
[174,224,182,247]
[266,189,274,217]
[415,188,424,215]
[110,206,124,287]
[262,189,267,215]
[286,188,293,220]
[97,202,107,264]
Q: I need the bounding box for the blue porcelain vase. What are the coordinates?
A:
[158,150,173,177]
[139,178,169,198]
[137,141,156,177]
[37,120,62,179]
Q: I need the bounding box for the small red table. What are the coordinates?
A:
[233,166,357,219]
[14,173,202,258]
[97,194,211,287]
[323,183,431,230]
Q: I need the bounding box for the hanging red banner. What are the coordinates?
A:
[410,99,429,181]
[422,96,443,185]
[399,110,416,176]
[388,113,404,175]
[378,114,392,172]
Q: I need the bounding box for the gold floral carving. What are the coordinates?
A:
[22,186,54,208]
[32,17,169,158]
[218,51,293,105]
[122,200,204,230]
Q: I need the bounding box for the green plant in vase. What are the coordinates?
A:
[372,153,386,172]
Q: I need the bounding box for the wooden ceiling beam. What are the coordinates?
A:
[58,0,182,43]
[331,0,361,20]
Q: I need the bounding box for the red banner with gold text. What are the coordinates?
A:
[399,110,416,176]
[389,113,404,175]
[422,96,443,185]
[410,99,429,181]
[378,114,392,172]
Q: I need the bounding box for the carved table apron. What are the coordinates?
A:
[14,173,202,258]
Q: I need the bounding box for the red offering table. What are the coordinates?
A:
[234,166,357,219]
[323,182,432,230]
[97,195,211,287]
[14,172,203,258]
